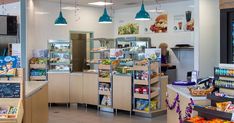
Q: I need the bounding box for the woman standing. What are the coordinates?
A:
[159,43,171,73]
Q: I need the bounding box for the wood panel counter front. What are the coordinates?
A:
[167,84,210,123]
[24,81,48,123]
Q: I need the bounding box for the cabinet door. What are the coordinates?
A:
[32,85,48,123]
[113,75,132,111]
[48,73,70,103]
[70,73,83,103]
[83,73,98,105]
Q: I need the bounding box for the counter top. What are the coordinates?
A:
[167,84,207,101]
[25,81,48,98]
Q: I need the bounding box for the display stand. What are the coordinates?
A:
[185,65,234,122]
[29,60,47,81]
[98,64,113,112]
[0,68,24,123]
[132,60,162,117]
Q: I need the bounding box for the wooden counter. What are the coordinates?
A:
[167,85,210,123]
[24,81,48,123]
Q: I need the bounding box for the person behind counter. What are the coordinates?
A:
[159,43,171,73]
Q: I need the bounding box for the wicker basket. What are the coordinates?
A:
[188,87,214,97]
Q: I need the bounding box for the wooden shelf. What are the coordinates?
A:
[99,90,111,96]
[0,99,23,123]
[134,77,159,85]
[30,64,47,69]
[133,109,150,113]
[134,91,159,99]
[98,64,111,70]
[98,78,111,83]
[133,109,159,113]
[30,76,47,81]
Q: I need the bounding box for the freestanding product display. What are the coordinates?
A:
[132,60,162,117]
[29,58,47,81]
[0,68,24,123]
[98,64,113,110]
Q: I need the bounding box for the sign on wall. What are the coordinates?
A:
[118,23,139,35]
[150,14,168,33]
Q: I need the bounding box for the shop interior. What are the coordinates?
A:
[1,0,234,123]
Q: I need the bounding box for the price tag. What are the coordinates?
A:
[232,113,234,121]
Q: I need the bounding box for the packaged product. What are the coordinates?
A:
[216,101,232,111]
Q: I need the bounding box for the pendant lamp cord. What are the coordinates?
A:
[60,0,62,12]
[105,0,106,8]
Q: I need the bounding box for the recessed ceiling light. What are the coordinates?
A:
[88,1,113,6]
[147,9,165,13]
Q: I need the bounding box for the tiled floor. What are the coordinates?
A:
[48,105,167,123]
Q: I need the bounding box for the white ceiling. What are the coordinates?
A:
[41,0,191,9]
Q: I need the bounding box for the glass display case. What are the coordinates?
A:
[48,40,71,72]
[116,37,151,60]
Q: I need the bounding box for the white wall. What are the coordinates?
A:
[197,0,220,78]
[29,0,114,51]
[114,1,195,80]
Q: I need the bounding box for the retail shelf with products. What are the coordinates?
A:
[132,59,162,116]
[184,65,234,123]
[98,62,114,111]
[29,57,48,81]
[0,69,24,123]
[193,105,233,121]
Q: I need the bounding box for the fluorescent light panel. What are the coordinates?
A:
[88,1,113,6]
[62,7,76,10]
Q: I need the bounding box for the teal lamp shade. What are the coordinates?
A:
[135,3,150,21]
[99,8,112,24]
[55,11,67,26]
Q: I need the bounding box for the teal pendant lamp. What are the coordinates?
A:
[135,0,150,21]
[55,0,67,26]
[99,0,112,24]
